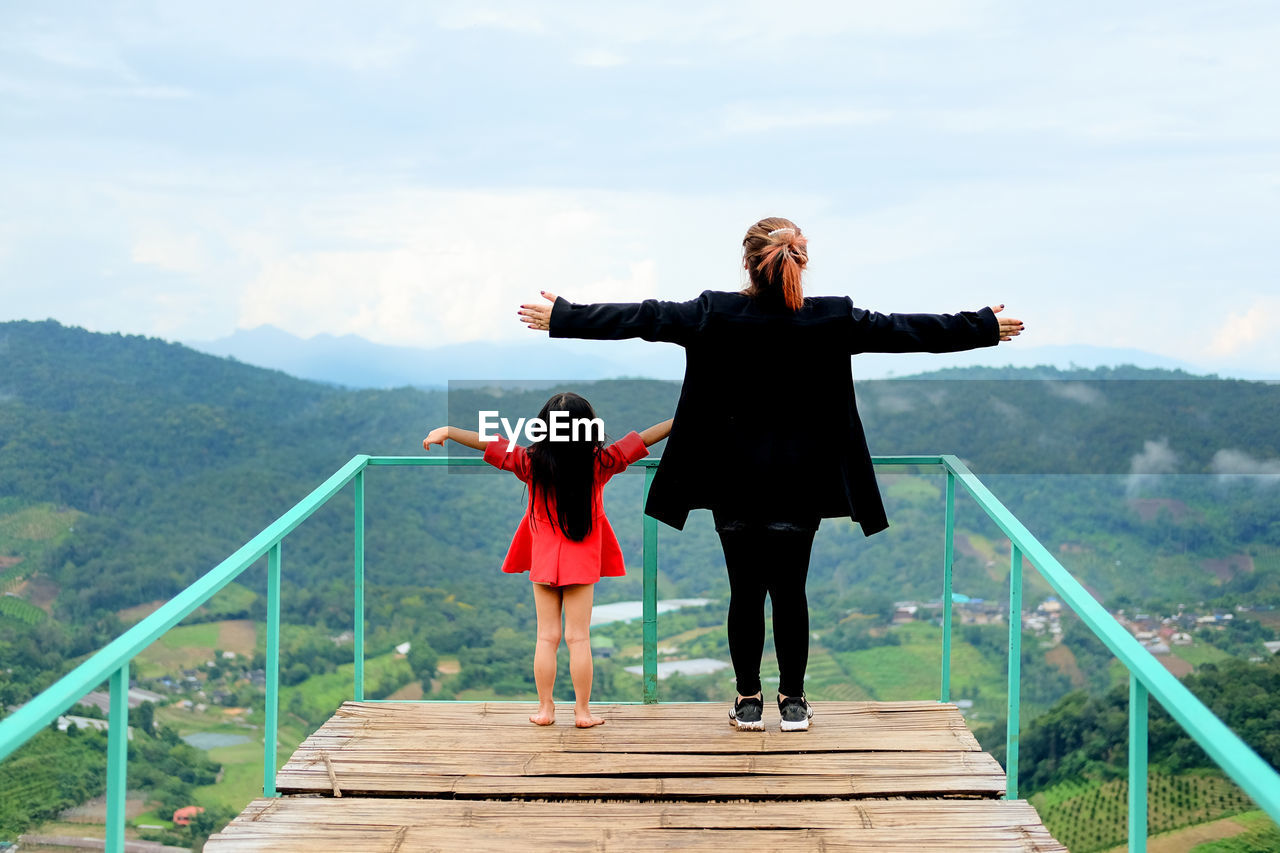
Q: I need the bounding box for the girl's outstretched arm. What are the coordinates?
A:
[639,419,674,447]
[423,426,487,452]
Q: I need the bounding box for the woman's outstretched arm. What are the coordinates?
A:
[518,290,706,345]
[848,303,1024,354]
[639,419,674,447]
[423,426,486,451]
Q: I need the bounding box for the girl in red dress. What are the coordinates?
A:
[424,392,672,727]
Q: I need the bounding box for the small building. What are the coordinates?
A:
[173,805,205,826]
[57,715,134,739]
[77,687,162,714]
[129,687,165,704]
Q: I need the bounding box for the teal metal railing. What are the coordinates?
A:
[1,454,1277,853]
[933,454,1280,851]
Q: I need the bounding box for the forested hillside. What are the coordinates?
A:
[3,319,1280,704]
[3,319,1279,847]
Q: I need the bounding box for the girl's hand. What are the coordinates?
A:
[991,304,1025,342]
[518,291,558,332]
[423,427,449,450]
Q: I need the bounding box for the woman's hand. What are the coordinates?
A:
[991,304,1025,343]
[518,290,558,332]
[423,427,449,451]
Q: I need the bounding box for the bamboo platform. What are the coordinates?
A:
[206,700,1065,851]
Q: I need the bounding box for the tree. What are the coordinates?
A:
[407,636,439,689]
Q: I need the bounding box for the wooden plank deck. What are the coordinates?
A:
[206,700,1066,852]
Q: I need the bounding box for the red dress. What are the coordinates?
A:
[483,432,649,586]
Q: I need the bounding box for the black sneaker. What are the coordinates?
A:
[778,693,813,732]
[728,694,764,731]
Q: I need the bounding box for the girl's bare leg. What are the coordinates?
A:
[530,582,563,725]
[561,583,604,727]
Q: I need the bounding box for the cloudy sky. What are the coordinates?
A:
[2,1,1278,375]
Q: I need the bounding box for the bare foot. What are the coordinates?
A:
[574,712,605,728]
[529,706,555,726]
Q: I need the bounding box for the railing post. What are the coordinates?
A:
[1129,674,1149,852]
[642,465,658,704]
[106,662,129,853]
[353,469,365,701]
[1005,543,1022,799]
[263,542,281,797]
[940,471,955,703]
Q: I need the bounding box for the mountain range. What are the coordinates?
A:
[186,324,1218,388]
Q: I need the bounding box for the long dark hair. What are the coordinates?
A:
[526,392,604,541]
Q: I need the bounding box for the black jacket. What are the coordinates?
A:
[550,290,999,535]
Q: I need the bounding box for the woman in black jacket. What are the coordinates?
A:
[518,216,1024,731]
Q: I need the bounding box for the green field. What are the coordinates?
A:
[0,502,86,591]
[149,654,407,819]
[0,502,84,556]
[135,621,222,678]
[0,594,46,624]
[280,651,414,724]
[1189,810,1280,852]
[1171,641,1234,669]
[158,621,222,650]
[825,622,1004,717]
[1032,770,1257,853]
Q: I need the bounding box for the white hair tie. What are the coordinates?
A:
[767,227,795,237]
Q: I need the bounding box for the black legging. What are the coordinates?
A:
[716,521,817,698]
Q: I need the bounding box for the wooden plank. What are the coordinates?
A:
[328,699,972,725]
[215,796,1053,829]
[208,826,1064,852]
[333,699,951,716]
[278,771,1004,799]
[292,730,976,753]
[207,798,1068,851]
[285,700,982,755]
[281,747,1001,777]
[275,751,1005,798]
[205,700,1066,851]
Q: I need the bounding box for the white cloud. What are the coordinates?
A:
[3,0,1280,379]
[1207,299,1278,358]
[1126,438,1179,495]
[1211,449,1280,481]
[1130,439,1178,475]
[228,186,799,346]
[1046,382,1104,406]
